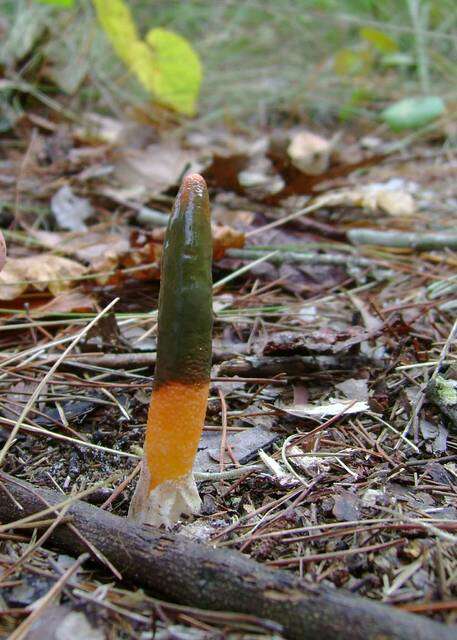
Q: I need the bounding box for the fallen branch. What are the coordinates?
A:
[226,248,385,270]
[0,474,454,640]
[218,354,371,377]
[347,229,457,250]
[15,348,246,370]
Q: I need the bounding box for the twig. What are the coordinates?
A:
[268,537,406,567]
[347,229,457,251]
[0,298,119,466]
[246,197,333,238]
[430,318,457,383]
[1,474,455,640]
[8,552,89,640]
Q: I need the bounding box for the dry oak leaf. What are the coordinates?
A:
[0,254,86,301]
[212,225,245,260]
[32,229,130,273]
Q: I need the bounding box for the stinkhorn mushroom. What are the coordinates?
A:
[129,174,212,527]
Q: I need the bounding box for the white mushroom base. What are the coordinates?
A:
[128,463,202,528]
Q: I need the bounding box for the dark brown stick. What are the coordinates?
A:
[218,355,369,378]
[0,473,455,640]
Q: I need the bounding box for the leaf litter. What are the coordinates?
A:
[0,106,457,639]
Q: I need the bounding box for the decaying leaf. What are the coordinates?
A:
[286,445,330,477]
[333,490,361,521]
[264,134,384,204]
[278,399,369,418]
[32,229,131,272]
[30,228,163,286]
[335,378,369,401]
[0,254,86,300]
[30,291,96,316]
[287,130,332,175]
[319,184,415,217]
[212,225,245,260]
[51,185,93,231]
[114,143,200,194]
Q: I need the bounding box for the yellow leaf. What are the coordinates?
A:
[92,0,140,68]
[92,0,201,116]
[360,27,398,54]
[144,28,202,116]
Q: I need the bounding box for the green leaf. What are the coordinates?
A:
[360,27,398,54]
[333,48,373,76]
[381,96,445,131]
[92,0,201,116]
[333,49,361,75]
[144,28,202,116]
[92,0,141,67]
[36,0,75,7]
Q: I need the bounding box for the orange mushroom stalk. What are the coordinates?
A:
[129,174,212,527]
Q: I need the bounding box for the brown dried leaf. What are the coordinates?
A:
[202,152,249,194]
[114,142,201,194]
[212,224,245,260]
[0,254,86,300]
[32,229,131,272]
[31,291,96,316]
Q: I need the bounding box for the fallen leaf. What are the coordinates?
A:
[333,490,361,521]
[93,1,202,115]
[319,183,416,216]
[1,380,46,422]
[212,225,245,260]
[264,134,384,204]
[0,254,86,300]
[31,290,96,316]
[114,143,200,194]
[278,399,369,418]
[335,378,369,401]
[376,189,415,217]
[287,130,332,175]
[203,152,249,194]
[258,449,289,479]
[287,445,330,477]
[195,423,279,473]
[31,228,148,275]
[51,185,93,231]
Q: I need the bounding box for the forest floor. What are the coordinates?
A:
[0,104,456,639]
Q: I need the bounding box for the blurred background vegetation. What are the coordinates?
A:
[0,0,456,129]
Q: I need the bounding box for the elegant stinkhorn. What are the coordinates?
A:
[129,174,212,527]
